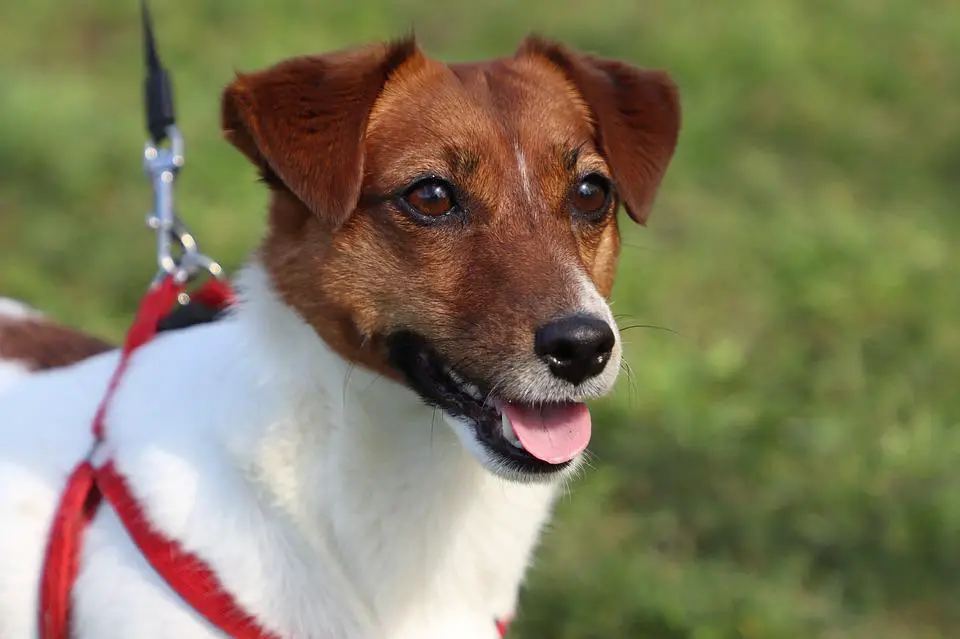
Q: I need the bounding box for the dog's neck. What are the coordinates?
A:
[221,261,558,629]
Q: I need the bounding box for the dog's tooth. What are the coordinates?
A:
[501,411,524,449]
[463,383,482,399]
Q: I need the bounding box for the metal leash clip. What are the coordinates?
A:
[143,126,223,285]
[140,0,222,288]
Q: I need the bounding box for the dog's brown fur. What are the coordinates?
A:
[0,316,112,371]
[223,35,680,385]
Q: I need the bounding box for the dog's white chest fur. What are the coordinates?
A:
[0,265,557,638]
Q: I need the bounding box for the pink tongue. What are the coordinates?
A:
[502,403,592,464]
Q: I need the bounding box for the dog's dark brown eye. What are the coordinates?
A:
[570,174,613,218]
[401,179,456,219]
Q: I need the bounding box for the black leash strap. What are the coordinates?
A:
[141,0,176,144]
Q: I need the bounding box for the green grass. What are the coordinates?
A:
[2,1,958,636]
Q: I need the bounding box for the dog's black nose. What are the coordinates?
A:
[535,313,616,385]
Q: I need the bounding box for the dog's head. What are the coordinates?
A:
[222,35,680,482]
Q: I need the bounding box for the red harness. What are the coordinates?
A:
[37,276,511,638]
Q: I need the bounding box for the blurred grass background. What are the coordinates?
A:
[2,0,958,637]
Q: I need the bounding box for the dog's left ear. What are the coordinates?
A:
[221,38,424,229]
[517,36,681,225]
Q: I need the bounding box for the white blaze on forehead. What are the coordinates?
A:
[515,144,536,204]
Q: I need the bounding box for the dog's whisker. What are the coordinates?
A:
[619,240,659,253]
[342,361,358,410]
[618,323,678,336]
[619,359,641,410]
[342,333,371,398]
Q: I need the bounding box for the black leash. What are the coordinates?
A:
[141,0,176,146]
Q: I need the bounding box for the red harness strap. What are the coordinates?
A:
[96,460,278,638]
[37,276,511,639]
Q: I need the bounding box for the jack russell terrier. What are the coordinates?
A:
[0,34,680,639]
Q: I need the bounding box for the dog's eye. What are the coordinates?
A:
[401,179,456,219]
[570,174,613,218]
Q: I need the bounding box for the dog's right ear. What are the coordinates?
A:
[221,39,423,229]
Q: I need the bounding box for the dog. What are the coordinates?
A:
[0,35,680,638]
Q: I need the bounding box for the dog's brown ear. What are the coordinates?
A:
[518,36,681,225]
[222,38,423,228]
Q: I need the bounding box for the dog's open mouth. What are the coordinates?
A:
[386,331,591,475]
